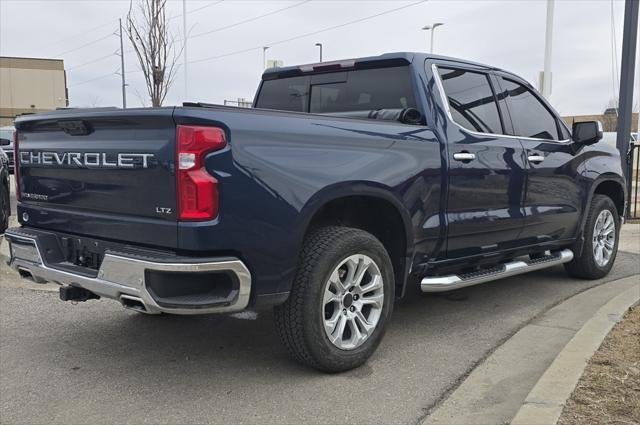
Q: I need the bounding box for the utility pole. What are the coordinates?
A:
[541,0,554,99]
[183,0,188,100]
[118,18,127,108]
[616,0,639,218]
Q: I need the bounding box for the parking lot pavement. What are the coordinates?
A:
[0,233,638,425]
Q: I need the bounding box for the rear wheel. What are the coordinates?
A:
[565,195,620,279]
[274,226,394,372]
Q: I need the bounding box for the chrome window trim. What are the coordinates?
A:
[431,63,572,144]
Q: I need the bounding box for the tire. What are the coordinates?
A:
[564,195,620,279]
[0,180,9,234]
[274,226,395,372]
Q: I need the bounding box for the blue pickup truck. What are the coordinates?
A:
[5,52,625,372]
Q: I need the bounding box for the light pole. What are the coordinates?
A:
[615,0,638,218]
[262,46,270,70]
[541,0,554,99]
[118,18,127,108]
[422,23,444,54]
[315,43,323,62]
[183,0,188,99]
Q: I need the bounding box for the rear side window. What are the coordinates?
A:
[255,76,309,112]
[309,67,416,113]
[437,67,503,134]
[256,66,416,113]
[498,78,560,140]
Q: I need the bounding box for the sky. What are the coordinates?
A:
[0,0,638,116]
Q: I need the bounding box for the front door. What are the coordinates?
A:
[494,75,585,244]
[433,64,528,258]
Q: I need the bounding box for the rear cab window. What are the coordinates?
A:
[255,66,417,114]
[254,76,309,112]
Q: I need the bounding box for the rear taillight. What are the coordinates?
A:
[176,125,226,221]
[13,130,20,201]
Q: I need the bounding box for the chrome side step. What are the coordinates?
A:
[420,249,574,293]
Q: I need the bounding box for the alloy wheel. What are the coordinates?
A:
[322,254,384,350]
[592,209,616,267]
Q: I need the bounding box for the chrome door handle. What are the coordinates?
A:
[527,154,545,164]
[453,152,476,162]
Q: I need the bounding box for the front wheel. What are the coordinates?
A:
[274,226,394,372]
[565,195,620,279]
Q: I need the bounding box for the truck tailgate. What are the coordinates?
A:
[15,108,178,248]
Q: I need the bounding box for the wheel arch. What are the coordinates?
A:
[592,178,625,217]
[296,183,414,298]
[574,174,626,257]
[592,174,626,219]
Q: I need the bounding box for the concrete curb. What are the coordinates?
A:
[511,283,640,425]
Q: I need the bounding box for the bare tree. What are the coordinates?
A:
[133,86,149,108]
[85,95,102,108]
[126,0,181,107]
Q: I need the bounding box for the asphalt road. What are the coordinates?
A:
[1,179,639,424]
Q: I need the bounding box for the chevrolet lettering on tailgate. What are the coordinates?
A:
[19,151,154,169]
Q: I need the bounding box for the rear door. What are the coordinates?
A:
[494,74,585,243]
[432,63,528,258]
[15,108,178,248]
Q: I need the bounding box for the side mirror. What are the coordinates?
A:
[572,121,603,145]
[0,138,11,146]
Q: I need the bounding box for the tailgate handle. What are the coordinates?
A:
[58,120,92,136]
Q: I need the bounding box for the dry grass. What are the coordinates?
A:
[558,306,640,425]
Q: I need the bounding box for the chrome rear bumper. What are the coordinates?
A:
[5,229,251,315]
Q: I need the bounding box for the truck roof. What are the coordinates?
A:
[261,51,515,80]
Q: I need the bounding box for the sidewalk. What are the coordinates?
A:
[424,223,640,425]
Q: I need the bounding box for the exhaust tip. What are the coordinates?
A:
[120,295,148,313]
[18,268,33,280]
[17,267,47,284]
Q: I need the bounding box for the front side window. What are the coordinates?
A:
[437,67,503,134]
[499,78,560,140]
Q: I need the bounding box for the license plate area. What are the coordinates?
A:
[60,237,104,271]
